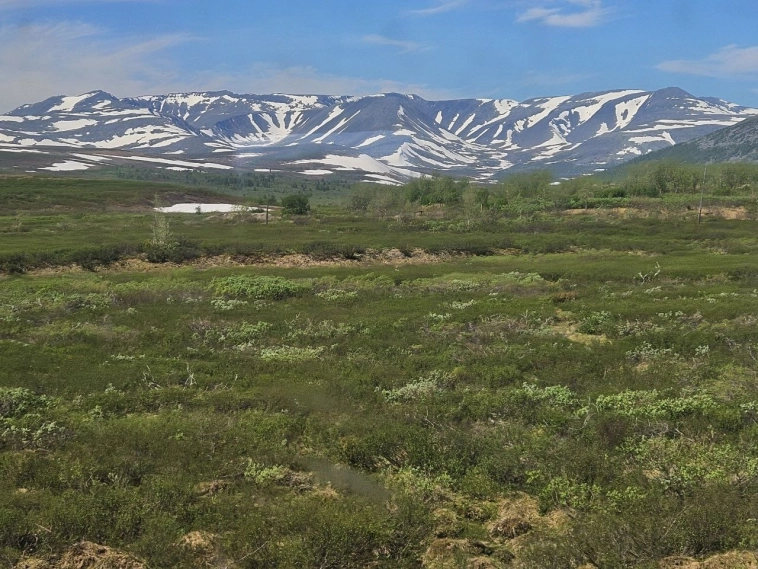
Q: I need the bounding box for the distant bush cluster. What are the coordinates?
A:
[348,162,758,219]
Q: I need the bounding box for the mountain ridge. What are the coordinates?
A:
[1,87,756,181]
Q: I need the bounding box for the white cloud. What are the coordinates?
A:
[658,45,758,79]
[0,22,194,112]
[517,0,613,28]
[361,34,429,54]
[0,20,458,113]
[410,0,470,16]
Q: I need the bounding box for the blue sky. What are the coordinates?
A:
[1,0,758,112]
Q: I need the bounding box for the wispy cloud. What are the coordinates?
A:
[517,0,613,28]
[519,70,595,87]
[0,22,193,111]
[192,64,458,101]
[361,34,429,54]
[0,0,155,8]
[409,0,470,16]
[657,45,758,79]
[0,19,459,112]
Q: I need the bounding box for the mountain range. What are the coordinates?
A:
[1,87,756,182]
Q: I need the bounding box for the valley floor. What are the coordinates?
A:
[2,173,758,567]
[3,229,758,568]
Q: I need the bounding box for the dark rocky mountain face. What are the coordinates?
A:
[1,88,756,181]
[632,114,758,165]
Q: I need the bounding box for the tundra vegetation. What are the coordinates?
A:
[1,162,758,568]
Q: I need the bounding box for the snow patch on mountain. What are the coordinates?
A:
[356,135,386,148]
[49,93,97,113]
[615,95,650,130]
[52,119,98,132]
[41,160,92,171]
[121,155,233,170]
[303,106,346,138]
[630,134,674,145]
[494,99,518,116]
[71,153,111,162]
[573,90,644,125]
[526,96,572,128]
[0,147,47,153]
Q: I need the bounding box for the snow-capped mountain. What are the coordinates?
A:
[0,87,756,180]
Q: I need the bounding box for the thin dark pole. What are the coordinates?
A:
[698,166,707,224]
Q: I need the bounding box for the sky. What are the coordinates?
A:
[2,0,758,112]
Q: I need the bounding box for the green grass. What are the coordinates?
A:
[2,175,758,567]
[0,175,243,213]
[3,205,758,273]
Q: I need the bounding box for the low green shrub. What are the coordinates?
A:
[0,388,53,417]
[300,241,365,260]
[210,275,308,299]
[143,238,201,264]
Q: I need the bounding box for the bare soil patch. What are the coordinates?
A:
[16,541,145,569]
[25,248,463,277]
[660,551,758,569]
[563,205,752,220]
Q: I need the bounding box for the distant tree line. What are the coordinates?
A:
[346,161,758,219]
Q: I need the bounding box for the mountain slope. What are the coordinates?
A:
[1,87,756,180]
[628,114,758,164]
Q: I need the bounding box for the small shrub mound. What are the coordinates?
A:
[210,275,307,300]
[0,388,65,451]
[300,241,365,260]
[0,388,53,417]
[143,238,201,264]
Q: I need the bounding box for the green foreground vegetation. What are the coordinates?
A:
[2,165,758,568]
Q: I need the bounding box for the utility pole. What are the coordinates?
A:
[698,166,707,224]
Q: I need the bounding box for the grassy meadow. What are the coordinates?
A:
[2,167,758,568]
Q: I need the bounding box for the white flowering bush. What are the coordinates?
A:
[258,345,325,362]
